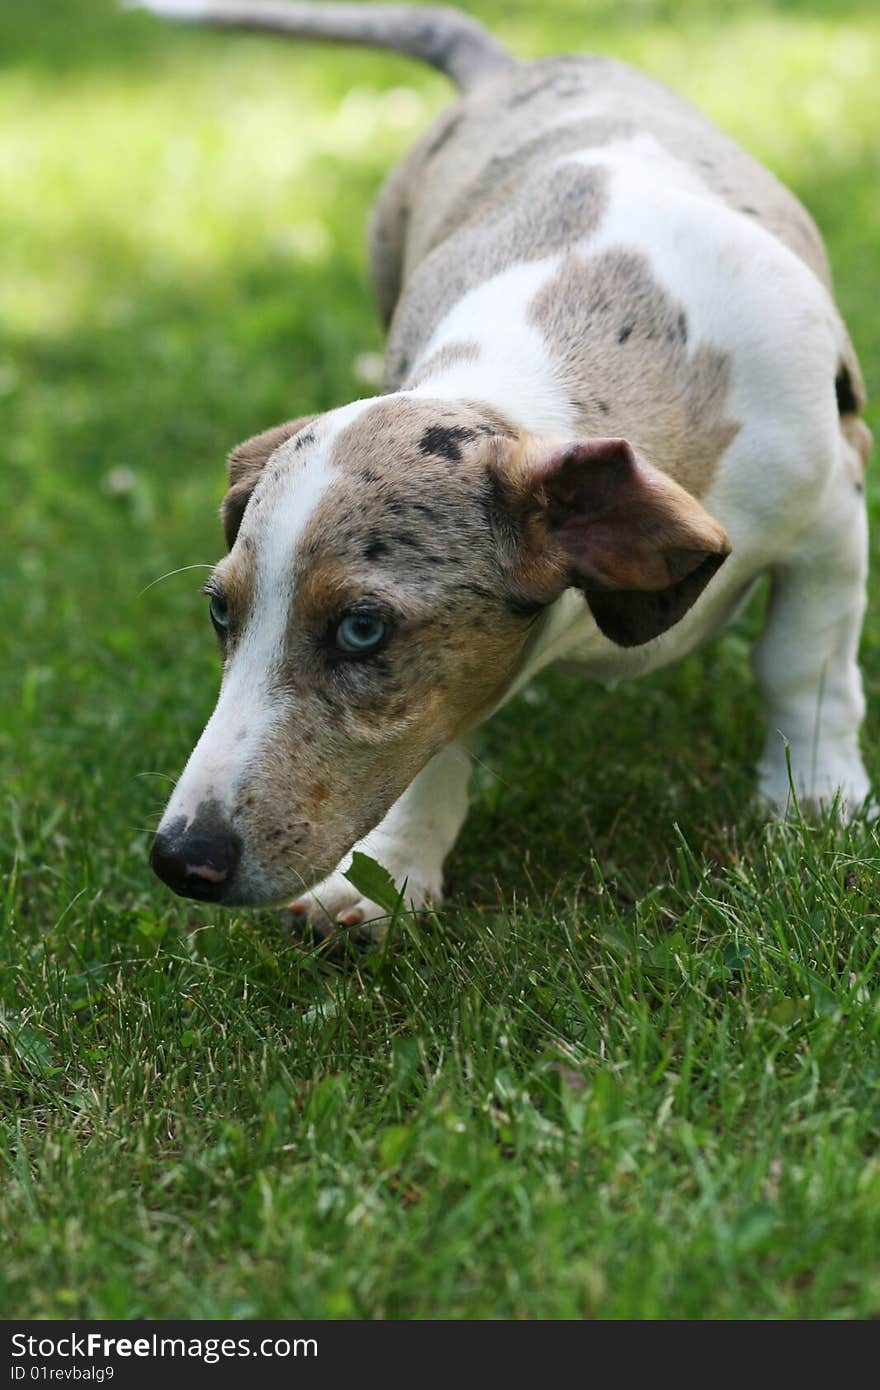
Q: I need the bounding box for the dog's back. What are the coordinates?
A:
[374,53,864,413]
[374,54,831,317]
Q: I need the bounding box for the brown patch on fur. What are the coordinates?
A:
[371,54,837,381]
[421,129,611,262]
[529,251,740,496]
[387,162,610,386]
[292,555,359,620]
[244,681,457,895]
[289,397,533,734]
[222,414,317,547]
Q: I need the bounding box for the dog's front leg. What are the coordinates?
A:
[287,741,472,940]
[752,472,872,818]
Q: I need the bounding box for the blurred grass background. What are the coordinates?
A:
[1,0,879,1319]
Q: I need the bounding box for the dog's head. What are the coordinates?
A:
[150,393,730,906]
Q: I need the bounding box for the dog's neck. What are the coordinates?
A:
[400,260,579,439]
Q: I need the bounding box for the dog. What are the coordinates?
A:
[140,0,873,935]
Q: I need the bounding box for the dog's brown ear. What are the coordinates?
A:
[526,437,731,646]
[222,416,317,547]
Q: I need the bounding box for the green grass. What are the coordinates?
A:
[2,0,880,1319]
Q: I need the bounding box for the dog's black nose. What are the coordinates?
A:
[150,819,242,903]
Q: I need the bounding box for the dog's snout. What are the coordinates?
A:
[150,816,242,903]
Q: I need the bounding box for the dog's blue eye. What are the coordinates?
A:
[209,594,229,631]
[335,612,386,654]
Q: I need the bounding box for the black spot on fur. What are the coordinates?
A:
[392,532,421,549]
[677,312,688,343]
[423,110,464,161]
[618,324,633,344]
[364,537,388,561]
[597,400,609,415]
[293,430,315,452]
[836,364,858,415]
[413,502,439,521]
[419,425,477,463]
[740,205,758,216]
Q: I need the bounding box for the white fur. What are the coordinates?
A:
[408,260,580,436]
[158,422,342,829]
[570,131,715,199]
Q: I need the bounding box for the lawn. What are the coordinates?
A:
[1,0,880,1319]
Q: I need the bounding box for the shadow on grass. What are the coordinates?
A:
[448,628,766,911]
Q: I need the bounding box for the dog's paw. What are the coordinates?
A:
[285,865,440,943]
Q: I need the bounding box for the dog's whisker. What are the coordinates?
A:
[139,563,215,597]
[464,747,511,792]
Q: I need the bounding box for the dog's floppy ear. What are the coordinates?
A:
[222,416,317,548]
[520,437,731,646]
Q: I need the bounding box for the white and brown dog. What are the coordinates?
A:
[141,1,873,933]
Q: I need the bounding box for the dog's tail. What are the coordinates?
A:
[128,1,516,91]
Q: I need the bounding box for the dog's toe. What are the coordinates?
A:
[285,873,389,943]
[336,906,365,928]
[285,865,439,944]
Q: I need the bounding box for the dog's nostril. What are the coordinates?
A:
[150,824,241,902]
[184,861,228,883]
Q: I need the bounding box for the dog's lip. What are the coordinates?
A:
[164,875,229,904]
[187,873,323,911]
